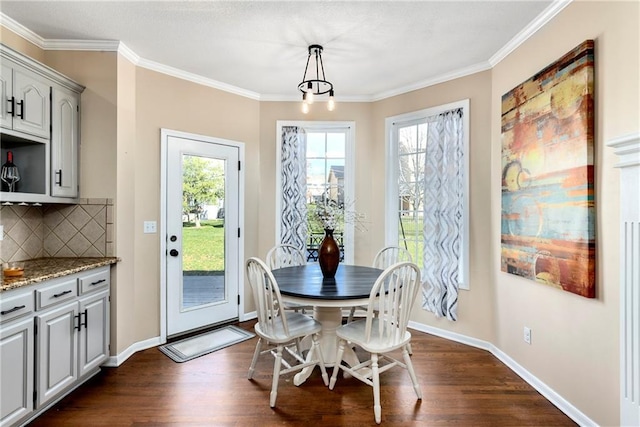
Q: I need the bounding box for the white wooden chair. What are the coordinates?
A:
[266,244,313,314]
[329,261,422,424]
[246,257,328,407]
[347,246,413,322]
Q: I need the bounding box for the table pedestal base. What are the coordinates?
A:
[293,306,360,385]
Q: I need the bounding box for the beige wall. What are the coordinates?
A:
[135,68,261,337]
[372,71,496,343]
[1,27,44,62]
[2,2,637,422]
[491,2,638,425]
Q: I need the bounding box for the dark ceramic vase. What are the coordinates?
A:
[318,229,340,278]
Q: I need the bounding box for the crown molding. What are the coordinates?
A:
[0,12,45,47]
[43,39,120,51]
[135,56,261,101]
[489,0,573,66]
[371,61,492,102]
[2,0,572,102]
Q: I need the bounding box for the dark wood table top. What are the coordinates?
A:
[271,264,384,300]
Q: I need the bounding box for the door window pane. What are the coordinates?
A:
[181,155,226,309]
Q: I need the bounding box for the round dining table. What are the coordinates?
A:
[271,263,384,385]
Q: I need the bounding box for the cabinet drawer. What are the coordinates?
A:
[0,290,34,323]
[79,267,110,295]
[36,278,78,310]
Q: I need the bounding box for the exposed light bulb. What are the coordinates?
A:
[302,100,309,114]
[327,90,335,111]
[306,82,314,104]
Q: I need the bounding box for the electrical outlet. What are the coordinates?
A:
[524,326,532,344]
[143,221,157,234]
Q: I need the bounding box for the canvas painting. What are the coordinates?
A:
[501,40,595,298]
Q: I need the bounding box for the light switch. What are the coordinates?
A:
[143,221,157,234]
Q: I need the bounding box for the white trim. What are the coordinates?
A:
[1,1,569,103]
[43,39,120,51]
[489,0,573,66]
[102,336,162,367]
[408,321,596,427]
[385,99,470,290]
[136,57,261,100]
[159,128,245,343]
[117,42,140,65]
[0,12,45,48]
[371,61,491,102]
[275,121,356,264]
[607,133,640,169]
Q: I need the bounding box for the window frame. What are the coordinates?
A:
[384,100,470,289]
[275,121,356,264]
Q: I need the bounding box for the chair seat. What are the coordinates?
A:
[336,318,411,354]
[255,312,322,344]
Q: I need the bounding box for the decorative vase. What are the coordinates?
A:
[318,228,340,278]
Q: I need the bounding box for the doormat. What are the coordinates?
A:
[159,325,254,363]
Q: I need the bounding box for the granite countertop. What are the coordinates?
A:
[1,257,119,292]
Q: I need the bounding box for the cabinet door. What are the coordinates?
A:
[0,63,12,130]
[50,85,79,198]
[11,64,50,140]
[78,290,109,377]
[0,317,34,427]
[36,301,78,408]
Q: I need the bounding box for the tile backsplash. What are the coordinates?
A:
[0,198,114,263]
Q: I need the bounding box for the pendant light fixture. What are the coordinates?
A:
[298,44,335,113]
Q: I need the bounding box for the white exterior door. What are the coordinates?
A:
[165,132,241,337]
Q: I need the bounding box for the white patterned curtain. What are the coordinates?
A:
[422,109,463,321]
[280,126,308,251]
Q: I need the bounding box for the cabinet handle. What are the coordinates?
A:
[53,289,72,298]
[90,279,106,286]
[16,99,24,119]
[74,313,81,331]
[7,96,15,117]
[1,305,26,315]
[55,170,62,186]
[81,309,88,330]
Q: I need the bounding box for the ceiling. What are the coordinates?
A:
[0,1,558,102]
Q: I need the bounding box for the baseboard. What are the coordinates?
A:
[102,336,163,367]
[408,321,597,427]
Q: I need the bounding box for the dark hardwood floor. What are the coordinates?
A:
[28,320,576,426]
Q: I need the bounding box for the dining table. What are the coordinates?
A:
[270,263,384,385]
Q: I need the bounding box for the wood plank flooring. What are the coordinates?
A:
[28,320,576,426]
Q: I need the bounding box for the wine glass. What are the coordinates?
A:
[1,163,20,192]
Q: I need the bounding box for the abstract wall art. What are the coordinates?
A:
[501,40,595,298]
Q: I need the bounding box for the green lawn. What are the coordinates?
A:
[182,219,225,273]
[182,217,425,272]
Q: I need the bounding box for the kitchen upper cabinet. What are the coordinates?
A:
[1,60,51,141]
[51,85,79,198]
[0,43,84,204]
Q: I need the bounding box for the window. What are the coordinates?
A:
[276,121,355,264]
[385,99,469,304]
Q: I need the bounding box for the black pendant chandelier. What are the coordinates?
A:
[298,44,335,113]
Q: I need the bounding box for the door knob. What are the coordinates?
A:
[169,249,179,257]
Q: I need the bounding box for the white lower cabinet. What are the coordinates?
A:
[0,265,110,427]
[0,317,34,427]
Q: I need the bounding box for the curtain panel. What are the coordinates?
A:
[422,108,464,321]
[280,126,308,251]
